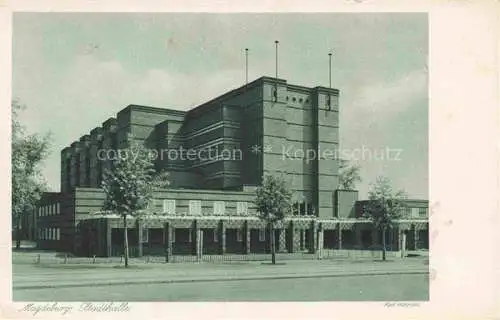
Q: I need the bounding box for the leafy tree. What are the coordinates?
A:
[255,174,293,264]
[339,159,362,190]
[11,100,51,249]
[101,137,168,267]
[362,176,407,261]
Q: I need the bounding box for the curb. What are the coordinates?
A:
[14,270,428,290]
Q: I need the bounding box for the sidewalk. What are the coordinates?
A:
[13,258,428,290]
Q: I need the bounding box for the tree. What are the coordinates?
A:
[339,159,362,190]
[101,137,168,267]
[255,174,293,264]
[11,100,51,249]
[362,176,407,261]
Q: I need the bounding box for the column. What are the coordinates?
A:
[309,220,317,253]
[355,226,363,248]
[163,222,173,261]
[60,148,71,193]
[78,137,90,187]
[401,229,407,258]
[135,219,143,257]
[267,222,273,254]
[101,118,118,182]
[278,228,287,253]
[96,219,103,256]
[193,220,201,259]
[372,228,380,247]
[106,219,112,257]
[244,220,251,254]
[317,224,324,258]
[392,227,400,251]
[413,226,419,250]
[337,223,343,250]
[69,142,78,188]
[288,220,296,253]
[89,127,103,187]
[219,220,226,255]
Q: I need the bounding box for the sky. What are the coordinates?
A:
[12,13,428,199]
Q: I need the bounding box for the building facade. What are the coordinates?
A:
[35,76,428,258]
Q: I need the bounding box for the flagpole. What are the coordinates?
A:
[275,40,279,102]
[275,40,279,80]
[245,48,249,85]
[329,52,332,88]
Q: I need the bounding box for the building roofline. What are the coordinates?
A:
[90,127,103,135]
[314,86,340,96]
[102,117,117,128]
[185,76,288,117]
[123,104,187,117]
[356,199,429,203]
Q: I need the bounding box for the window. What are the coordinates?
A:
[188,229,192,242]
[189,200,202,215]
[38,208,41,217]
[299,98,303,103]
[404,207,412,217]
[292,202,299,215]
[213,229,218,242]
[326,95,332,110]
[56,203,60,215]
[172,229,176,243]
[236,202,248,215]
[411,208,419,217]
[56,228,60,240]
[258,229,266,242]
[48,228,52,240]
[163,199,176,215]
[141,228,149,243]
[418,207,428,217]
[213,201,225,215]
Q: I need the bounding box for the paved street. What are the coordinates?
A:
[13,256,429,301]
[14,273,428,301]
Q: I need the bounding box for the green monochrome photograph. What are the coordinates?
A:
[11,12,429,303]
